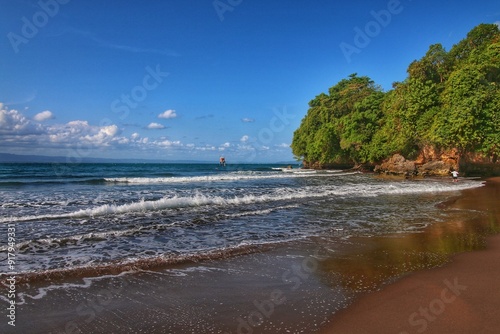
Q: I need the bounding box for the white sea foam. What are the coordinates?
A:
[1,178,483,223]
[104,170,330,184]
[105,173,283,184]
[14,270,134,305]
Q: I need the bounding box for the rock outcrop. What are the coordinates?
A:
[304,146,500,177]
[374,154,417,176]
[374,147,500,177]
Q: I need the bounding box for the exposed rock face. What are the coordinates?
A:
[375,149,457,177]
[374,154,416,176]
[305,146,500,176]
[375,147,500,177]
[415,147,459,169]
[417,160,451,176]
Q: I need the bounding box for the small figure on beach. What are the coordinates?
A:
[451,170,459,182]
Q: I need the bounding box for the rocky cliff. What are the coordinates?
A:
[302,146,500,177]
[373,147,500,177]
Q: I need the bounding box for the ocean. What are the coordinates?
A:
[0,162,486,333]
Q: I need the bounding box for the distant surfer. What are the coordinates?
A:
[451,170,459,182]
[219,156,226,167]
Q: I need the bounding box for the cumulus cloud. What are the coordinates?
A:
[241,118,254,123]
[158,109,177,119]
[67,120,89,127]
[147,122,166,129]
[0,103,293,160]
[0,105,41,134]
[46,120,120,146]
[33,110,54,122]
[83,125,119,145]
[0,104,121,149]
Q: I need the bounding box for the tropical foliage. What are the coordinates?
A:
[291,24,500,166]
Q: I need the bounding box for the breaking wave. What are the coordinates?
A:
[2,178,483,224]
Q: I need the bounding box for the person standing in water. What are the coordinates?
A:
[451,170,459,182]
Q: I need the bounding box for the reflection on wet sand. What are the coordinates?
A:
[318,178,500,292]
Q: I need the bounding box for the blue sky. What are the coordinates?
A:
[1,0,499,163]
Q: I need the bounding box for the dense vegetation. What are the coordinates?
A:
[291,24,500,167]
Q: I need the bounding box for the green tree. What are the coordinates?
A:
[291,24,500,167]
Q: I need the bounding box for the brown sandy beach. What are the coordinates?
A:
[321,177,500,334]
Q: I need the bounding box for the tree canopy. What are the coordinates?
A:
[291,24,500,166]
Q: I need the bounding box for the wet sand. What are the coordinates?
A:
[321,177,500,334]
[4,177,499,334]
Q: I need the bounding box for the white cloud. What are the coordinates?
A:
[196,145,216,151]
[156,139,182,148]
[158,109,177,119]
[0,105,123,150]
[241,118,254,123]
[496,21,500,29]
[67,120,89,127]
[147,122,165,129]
[237,143,255,151]
[83,125,120,145]
[46,120,120,146]
[0,106,41,134]
[0,103,293,161]
[218,142,231,151]
[100,125,119,137]
[0,108,25,129]
[33,110,54,122]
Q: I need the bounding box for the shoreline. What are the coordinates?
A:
[4,177,498,333]
[320,177,500,333]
